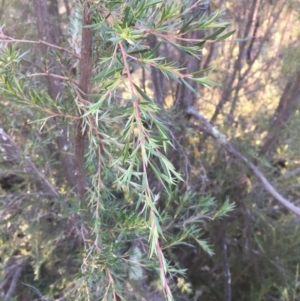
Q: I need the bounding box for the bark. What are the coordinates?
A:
[47,0,63,46]
[174,1,212,110]
[175,28,203,110]
[260,72,300,156]
[63,0,71,16]
[33,0,77,189]
[175,6,207,111]
[148,35,164,106]
[75,1,93,198]
[0,0,5,21]
[201,43,216,71]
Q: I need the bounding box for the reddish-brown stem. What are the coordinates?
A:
[75,1,93,198]
[0,35,80,58]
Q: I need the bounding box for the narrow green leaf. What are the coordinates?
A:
[216,30,236,42]
[133,83,152,102]
[204,26,227,40]
[181,78,196,94]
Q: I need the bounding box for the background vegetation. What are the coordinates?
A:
[1,0,300,301]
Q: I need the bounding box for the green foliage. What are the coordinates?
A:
[0,1,236,301]
[3,1,300,301]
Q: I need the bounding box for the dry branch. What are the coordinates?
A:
[186,106,300,216]
[0,127,59,198]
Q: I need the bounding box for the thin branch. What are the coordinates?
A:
[4,258,28,301]
[27,73,79,86]
[0,127,59,198]
[0,33,80,58]
[186,106,300,216]
[210,0,263,124]
[283,166,300,179]
[0,192,55,198]
[22,283,50,301]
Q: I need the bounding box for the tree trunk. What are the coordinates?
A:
[33,0,77,190]
[260,72,300,155]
